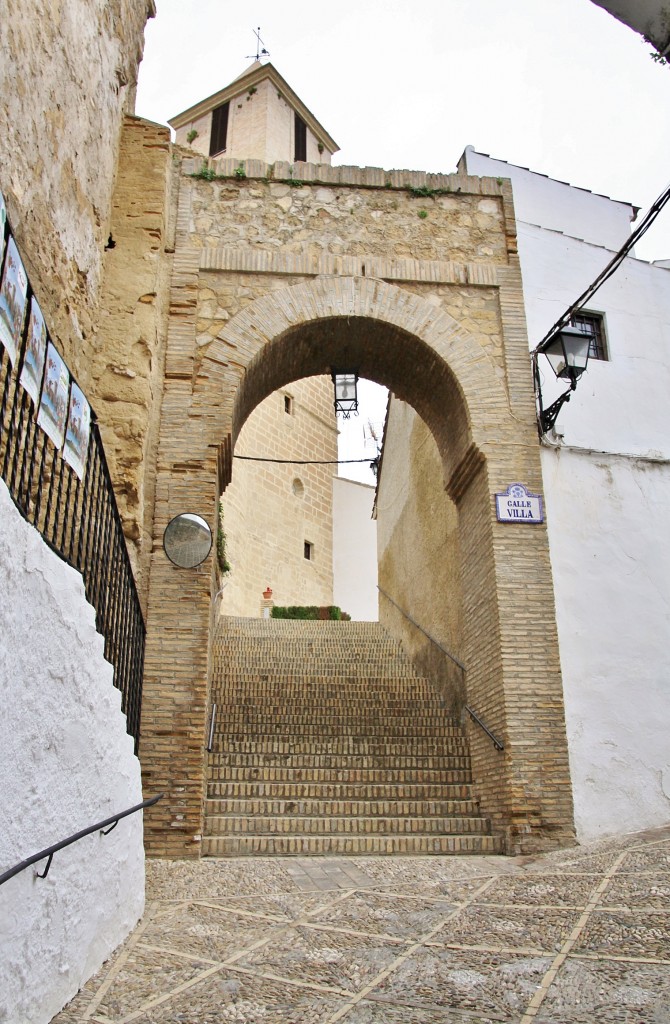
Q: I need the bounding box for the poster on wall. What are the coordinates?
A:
[37,342,70,449]
[0,190,6,265]
[19,296,47,404]
[0,236,28,365]
[63,382,91,480]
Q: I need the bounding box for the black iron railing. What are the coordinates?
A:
[0,214,145,752]
[0,794,164,887]
[377,585,504,751]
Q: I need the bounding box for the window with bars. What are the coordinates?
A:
[209,102,229,157]
[294,113,307,163]
[571,311,608,361]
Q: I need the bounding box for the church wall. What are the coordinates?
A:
[0,481,144,1024]
[174,78,332,166]
[221,375,337,616]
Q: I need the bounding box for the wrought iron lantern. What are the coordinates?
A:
[537,324,591,433]
[331,369,359,419]
[543,325,591,385]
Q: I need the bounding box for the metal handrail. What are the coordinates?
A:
[0,793,164,887]
[0,212,146,752]
[465,706,504,752]
[377,585,504,751]
[377,585,466,671]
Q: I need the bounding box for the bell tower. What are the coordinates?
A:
[169,62,339,165]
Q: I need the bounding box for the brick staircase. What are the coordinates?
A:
[204,616,502,856]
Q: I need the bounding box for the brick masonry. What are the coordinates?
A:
[136,155,574,857]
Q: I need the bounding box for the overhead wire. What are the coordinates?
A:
[532,180,670,355]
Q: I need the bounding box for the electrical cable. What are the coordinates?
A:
[532,180,670,355]
[234,455,374,465]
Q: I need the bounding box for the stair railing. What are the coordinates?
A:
[377,586,504,752]
[0,793,164,887]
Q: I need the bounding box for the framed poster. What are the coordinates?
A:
[19,296,47,404]
[0,236,28,365]
[37,342,70,449]
[0,190,6,265]
[63,382,91,480]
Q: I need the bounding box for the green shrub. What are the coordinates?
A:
[271,605,350,620]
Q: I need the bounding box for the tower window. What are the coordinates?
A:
[571,311,608,361]
[294,113,307,163]
[209,102,230,156]
[284,395,293,414]
[304,541,314,561]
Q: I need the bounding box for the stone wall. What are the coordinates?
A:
[185,167,509,266]
[0,0,155,394]
[95,115,173,601]
[221,375,337,616]
[140,156,574,856]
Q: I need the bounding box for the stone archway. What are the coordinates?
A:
[141,273,573,858]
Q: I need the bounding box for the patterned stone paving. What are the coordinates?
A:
[53,826,670,1023]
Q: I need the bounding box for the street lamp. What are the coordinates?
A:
[331,369,359,419]
[536,324,591,433]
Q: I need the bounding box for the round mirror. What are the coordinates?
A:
[163,513,212,568]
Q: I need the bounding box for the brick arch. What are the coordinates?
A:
[202,276,513,481]
[142,269,574,860]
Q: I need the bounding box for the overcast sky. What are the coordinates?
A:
[136,0,670,482]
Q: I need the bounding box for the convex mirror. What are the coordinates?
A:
[163,513,212,568]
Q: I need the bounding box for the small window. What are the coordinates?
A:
[304,541,314,560]
[571,311,608,361]
[294,113,307,163]
[209,102,229,156]
[284,395,293,415]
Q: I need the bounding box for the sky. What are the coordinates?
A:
[135,0,670,483]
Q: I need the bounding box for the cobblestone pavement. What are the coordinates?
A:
[54,826,670,1023]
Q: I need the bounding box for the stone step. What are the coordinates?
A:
[206,780,475,800]
[205,797,481,817]
[207,765,472,784]
[208,751,471,769]
[208,739,468,756]
[204,814,491,836]
[206,617,494,858]
[215,669,421,680]
[214,725,464,740]
[212,693,446,709]
[201,833,503,857]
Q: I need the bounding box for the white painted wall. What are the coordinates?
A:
[461,146,635,250]
[463,148,670,841]
[590,1,670,53]
[518,222,670,454]
[0,480,145,1024]
[541,449,670,838]
[333,476,378,621]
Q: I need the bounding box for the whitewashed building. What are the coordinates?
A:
[379,147,670,842]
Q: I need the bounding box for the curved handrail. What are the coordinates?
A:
[0,793,164,886]
[377,586,504,751]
